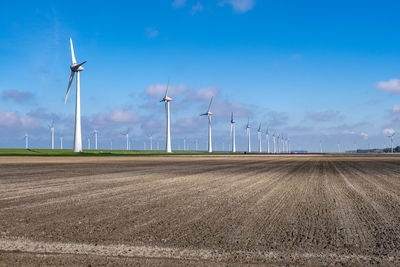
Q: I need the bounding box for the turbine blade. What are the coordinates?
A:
[207,96,213,112]
[165,78,170,98]
[65,71,75,103]
[231,112,233,121]
[70,38,76,64]
[76,61,87,67]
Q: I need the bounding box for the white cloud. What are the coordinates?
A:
[307,110,342,122]
[2,89,35,103]
[172,0,186,8]
[146,27,159,38]
[0,111,42,131]
[343,130,356,135]
[376,79,400,94]
[145,83,188,99]
[91,107,139,127]
[191,2,204,15]
[219,0,255,13]
[383,128,395,136]
[188,86,220,101]
[360,132,368,140]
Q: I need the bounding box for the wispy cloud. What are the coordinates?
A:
[172,0,186,8]
[90,107,140,128]
[146,27,160,38]
[186,86,219,101]
[306,110,342,122]
[383,128,395,136]
[191,2,204,15]
[2,89,35,103]
[0,111,42,131]
[219,0,255,13]
[376,79,400,94]
[145,83,188,99]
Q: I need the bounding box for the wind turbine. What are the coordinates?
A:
[121,129,129,150]
[273,132,276,153]
[388,132,395,153]
[87,136,91,150]
[93,129,98,150]
[60,136,63,150]
[277,133,280,153]
[24,133,29,149]
[48,121,55,150]
[160,79,172,153]
[230,112,236,153]
[149,135,153,150]
[266,128,270,153]
[201,96,213,153]
[257,123,262,153]
[319,140,323,153]
[64,38,86,153]
[246,118,251,153]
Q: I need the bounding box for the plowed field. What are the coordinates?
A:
[1,155,400,266]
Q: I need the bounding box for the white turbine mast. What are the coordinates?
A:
[87,136,91,150]
[246,118,251,153]
[266,128,270,153]
[160,79,172,153]
[230,112,236,153]
[93,129,98,150]
[277,133,280,153]
[121,129,129,151]
[273,131,276,153]
[149,135,153,151]
[388,132,396,153]
[24,133,29,149]
[257,123,262,153]
[64,38,86,152]
[48,121,55,150]
[201,96,213,153]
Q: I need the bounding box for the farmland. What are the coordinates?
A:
[1,154,400,265]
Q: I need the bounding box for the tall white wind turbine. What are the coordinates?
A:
[388,132,395,153]
[121,129,129,151]
[246,118,251,153]
[266,128,270,153]
[201,96,213,153]
[160,79,172,153]
[24,133,29,149]
[64,38,87,152]
[277,134,280,153]
[93,129,98,150]
[257,123,262,153]
[230,112,236,153]
[273,132,276,153]
[48,121,55,150]
[149,135,153,150]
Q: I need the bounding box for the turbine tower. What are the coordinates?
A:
[64,38,87,153]
[246,118,251,153]
[87,136,91,150]
[60,136,63,150]
[273,132,276,153]
[121,129,129,151]
[160,79,172,153]
[266,128,270,153]
[388,132,396,153]
[24,133,29,149]
[277,134,280,153]
[257,123,262,153]
[201,96,213,153]
[48,121,55,150]
[149,135,153,150]
[230,112,236,153]
[93,129,98,150]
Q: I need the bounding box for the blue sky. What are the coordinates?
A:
[1,0,400,152]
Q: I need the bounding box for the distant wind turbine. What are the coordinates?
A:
[64,38,87,152]
[149,135,153,150]
[246,118,251,152]
[48,121,55,150]
[273,132,276,153]
[24,133,29,149]
[87,136,91,150]
[257,123,262,153]
[160,79,172,153]
[230,112,236,153]
[266,128,270,153]
[121,129,129,150]
[388,132,396,153]
[93,129,98,150]
[60,136,63,150]
[201,96,213,153]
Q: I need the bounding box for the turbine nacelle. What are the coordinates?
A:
[201,111,212,116]
[70,61,87,72]
[161,96,172,102]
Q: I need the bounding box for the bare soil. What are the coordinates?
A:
[1,154,400,266]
